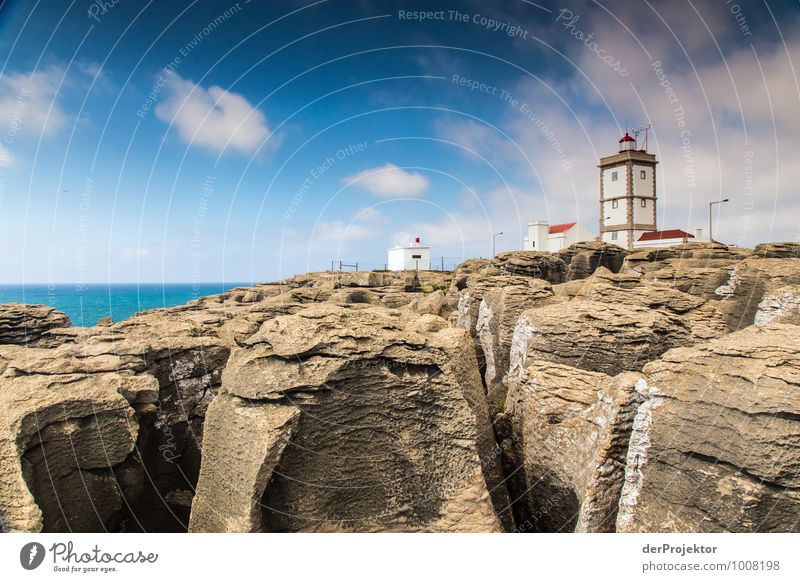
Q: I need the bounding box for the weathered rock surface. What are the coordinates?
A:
[509,299,692,377]
[504,363,644,532]
[189,394,300,532]
[617,324,800,532]
[0,303,71,346]
[0,343,157,532]
[0,310,231,532]
[623,242,751,299]
[621,242,800,332]
[492,251,568,283]
[216,304,507,532]
[0,243,798,533]
[754,285,800,325]
[712,256,800,330]
[753,242,800,259]
[558,241,628,281]
[476,279,555,410]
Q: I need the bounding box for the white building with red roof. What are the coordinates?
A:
[522,132,707,253]
[635,228,706,248]
[523,220,595,252]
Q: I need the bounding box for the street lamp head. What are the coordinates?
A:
[722,198,730,202]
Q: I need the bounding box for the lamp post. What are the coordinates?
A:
[492,231,503,257]
[709,198,729,243]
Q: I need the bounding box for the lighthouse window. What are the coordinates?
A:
[640,170,646,179]
[641,199,647,207]
[611,200,619,209]
[611,231,618,240]
[611,171,618,181]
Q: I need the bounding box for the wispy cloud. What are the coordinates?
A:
[342,163,430,198]
[0,66,68,138]
[353,206,389,223]
[155,71,273,156]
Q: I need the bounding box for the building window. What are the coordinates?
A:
[611,231,618,240]
[640,170,646,179]
[611,171,618,181]
[641,199,647,207]
[411,254,422,259]
[611,200,619,209]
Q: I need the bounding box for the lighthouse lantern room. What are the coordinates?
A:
[599,129,658,250]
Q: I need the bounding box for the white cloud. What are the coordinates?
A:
[315,221,376,242]
[353,206,389,223]
[342,163,430,198]
[121,248,150,259]
[155,71,272,156]
[0,66,67,137]
[435,10,800,247]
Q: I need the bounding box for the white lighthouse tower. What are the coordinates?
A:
[599,130,658,250]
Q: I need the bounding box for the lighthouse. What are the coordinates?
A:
[599,131,658,249]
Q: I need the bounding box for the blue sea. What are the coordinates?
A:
[0,283,250,327]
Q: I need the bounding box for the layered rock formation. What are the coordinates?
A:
[617,324,800,532]
[191,304,507,532]
[504,364,644,532]
[1,241,798,533]
[476,278,555,410]
[189,394,300,533]
[0,303,71,346]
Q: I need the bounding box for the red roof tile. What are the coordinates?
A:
[549,222,577,234]
[637,229,695,242]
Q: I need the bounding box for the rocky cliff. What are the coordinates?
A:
[0,242,798,533]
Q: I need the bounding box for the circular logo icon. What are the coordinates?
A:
[20,542,46,570]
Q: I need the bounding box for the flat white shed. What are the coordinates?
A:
[387,238,430,271]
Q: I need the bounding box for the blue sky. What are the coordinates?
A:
[0,0,798,283]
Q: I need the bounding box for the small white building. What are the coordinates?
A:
[387,237,430,271]
[523,221,595,252]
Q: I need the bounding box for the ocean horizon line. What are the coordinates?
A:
[0,281,257,286]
